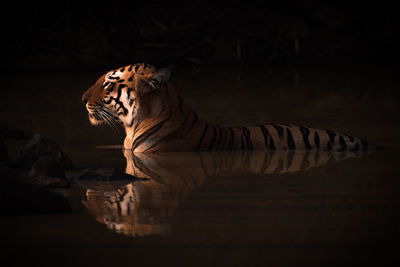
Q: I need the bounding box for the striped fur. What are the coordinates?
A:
[79,150,365,236]
[82,63,370,152]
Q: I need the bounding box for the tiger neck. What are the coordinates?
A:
[123,83,203,151]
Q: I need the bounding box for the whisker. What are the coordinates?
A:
[104,110,121,129]
[103,110,121,133]
[106,116,120,133]
[99,109,119,133]
[103,109,122,123]
[102,109,122,128]
[104,114,119,133]
[108,117,121,132]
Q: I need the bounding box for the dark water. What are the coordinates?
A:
[1,65,400,266]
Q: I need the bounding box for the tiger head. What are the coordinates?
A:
[81,63,172,127]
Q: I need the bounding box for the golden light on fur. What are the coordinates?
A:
[82,63,370,152]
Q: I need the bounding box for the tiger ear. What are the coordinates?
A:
[137,67,172,94]
[148,67,172,89]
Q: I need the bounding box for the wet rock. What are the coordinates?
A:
[29,176,70,188]
[0,165,71,214]
[0,138,8,163]
[28,155,70,188]
[8,134,73,170]
[75,168,146,191]
[0,123,25,140]
[29,155,66,178]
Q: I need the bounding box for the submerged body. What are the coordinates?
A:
[82,63,368,152]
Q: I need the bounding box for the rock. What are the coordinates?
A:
[28,155,69,188]
[0,123,25,140]
[7,135,73,188]
[29,176,70,188]
[75,168,146,191]
[0,138,8,163]
[29,155,66,178]
[0,165,71,214]
[8,134,73,170]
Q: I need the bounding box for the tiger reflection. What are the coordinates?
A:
[82,150,363,236]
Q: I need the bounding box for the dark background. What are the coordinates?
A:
[1,3,400,267]
[1,0,398,71]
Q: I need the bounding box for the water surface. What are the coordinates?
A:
[1,65,399,266]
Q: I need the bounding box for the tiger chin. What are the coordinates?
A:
[82,63,371,152]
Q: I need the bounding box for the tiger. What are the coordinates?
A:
[82,63,370,152]
[78,150,365,237]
